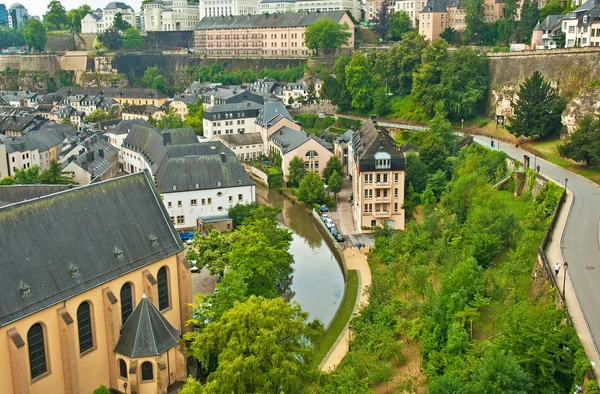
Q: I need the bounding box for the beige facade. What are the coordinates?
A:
[194,11,354,58]
[0,253,191,394]
[354,169,406,230]
[419,10,446,41]
[277,137,333,178]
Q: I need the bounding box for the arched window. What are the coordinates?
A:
[28,323,47,379]
[141,361,154,381]
[157,267,170,311]
[118,359,128,378]
[305,150,318,158]
[77,302,94,353]
[120,283,134,325]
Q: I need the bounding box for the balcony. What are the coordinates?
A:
[374,196,391,203]
[374,181,391,188]
[374,211,391,218]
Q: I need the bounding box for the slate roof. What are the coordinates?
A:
[335,128,355,146]
[261,0,296,3]
[114,294,180,358]
[172,94,199,105]
[0,114,46,133]
[269,126,331,154]
[0,185,76,205]
[215,133,264,147]
[195,10,349,30]
[0,172,182,327]
[537,14,564,33]
[353,119,404,172]
[105,1,131,9]
[255,100,293,128]
[203,101,263,114]
[54,87,168,100]
[64,136,119,179]
[156,142,254,193]
[103,119,151,135]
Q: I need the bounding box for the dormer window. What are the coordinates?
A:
[69,263,81,277]
[149,235,159,247]
[20,281,31,296]
[374,152,391,169]
[114,246,125,261]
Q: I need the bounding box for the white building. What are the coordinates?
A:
[103,119,151,164]
[81,2,138,34]
[202,101,262,140]
[199,0,260,18]
[119,122,255,229]
[259,0,296,13]
[8,3,28,29]
[143,0,200,31]
[258,0,361,19]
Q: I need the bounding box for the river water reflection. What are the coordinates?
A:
[255,183,344,327]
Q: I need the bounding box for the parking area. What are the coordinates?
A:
[326,179,374,248]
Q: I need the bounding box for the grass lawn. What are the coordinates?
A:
[522,138,600,184]
[311,270,359,369]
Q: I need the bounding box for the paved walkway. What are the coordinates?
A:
[320,247,372,372]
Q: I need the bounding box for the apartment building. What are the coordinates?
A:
[202,101,262,139]
[199,0,261,18]
[55,87,169,109]
[193,10,355,58]
[352,118,405,231]
[144,0,200,31]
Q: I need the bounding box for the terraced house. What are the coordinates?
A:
[0,172,192,394]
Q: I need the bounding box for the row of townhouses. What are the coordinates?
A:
[532,0,600,48]
[81,0,360,35]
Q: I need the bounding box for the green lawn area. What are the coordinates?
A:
[523,138,600,184]
[387,95,429,123]
[311,270,359,369]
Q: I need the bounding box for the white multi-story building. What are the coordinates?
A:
[258,0,361,19]
[120,122,255,229]
[199,0,260,18]
[259,0,296,13]
[8,3,28,29]
[81,2,138,34]
[144,0,200,31]
[202,101,262,140]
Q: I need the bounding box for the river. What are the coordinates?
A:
[255,183,345,327]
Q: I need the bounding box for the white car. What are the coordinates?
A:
[324,218,335,229]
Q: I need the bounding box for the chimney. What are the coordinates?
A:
[98,149,104,158]
[70,141,77,148]
[68,155,76,163]
[162,132,172,146]
[86,151,95,162]
[220,152,226,162]
[79,148,85,155]
[81,161,88,171]
[279,129,283,135]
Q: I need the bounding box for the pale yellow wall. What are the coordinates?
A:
[170,101,189,118]
[113,97,167,107]
[419,11,447,41]
[0,254,187,394]
[355,169,405,230]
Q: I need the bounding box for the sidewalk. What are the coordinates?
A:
[320,247,372,372]
[547,189,600,377]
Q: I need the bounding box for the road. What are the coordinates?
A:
[473,136,600,362]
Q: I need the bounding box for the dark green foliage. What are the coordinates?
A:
[227,201,280,228]
[467,348,532,393]
[267,172,283,190]
[0,27,26,48]
[44,0,69,30]
[322,155,343,183]
[373,87,390,116]
[559,115,600,166]
[37,160,77,184]
[345,51,373,110]
[23,20,47,52]
[304,16,351,55]
[113,12,131,31]
[507,70,566,139]
[187,63,304,85]
[387,31,428,95]
[98,27,122,50]
[328,170,343,196]
[539,0,564,21]
[298,171,327,205]
[122,28,144,50]
[388,11,411,41]
[519,0,540,43]
[321,55,352,111]
[412,38,450,117]
[439,28,457,44]
[287,155,306,187]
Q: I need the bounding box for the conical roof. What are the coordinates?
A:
[114,294,180,358]
[533,21,543,31]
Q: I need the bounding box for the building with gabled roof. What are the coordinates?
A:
[351,118,406,231]
[213,132,265,161]
[0,171,191,394]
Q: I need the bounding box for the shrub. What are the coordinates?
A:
[477,119,489,128]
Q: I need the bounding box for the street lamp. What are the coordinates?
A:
[348,324,352,352]
[563,261,569,303]
[565,178,569,192]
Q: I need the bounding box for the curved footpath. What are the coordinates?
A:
[319,247,371,372]
[473,136,600,376]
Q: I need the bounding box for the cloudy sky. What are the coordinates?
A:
[20,0,143,19]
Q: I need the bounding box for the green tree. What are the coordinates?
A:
[388,11,411,41]
[158,106,184,128]
[412,38,449,117]
[61,117,72,124]
[113,12,131,31]
[306,82,317,103]
[92,386,111,394]
[298,171,327,205]
[186,230,231,276]
[66,5,92,32]
[0,27,26,48]
[152,75,168,94]
[185,98,204,135]
[85,108,110,122]
[288,96,295,105]
[496,0,519,45]
[367,50,390,90]
[345,51,373,111]
[328,170,343,197]
[98,27,122,50]
[143,66,162,88]
[187,296,323,393]
[287,155,306,187]
[467,347,532,393]
[14,165,41,184]
[373,86,390,116]
[44,0,69,30]
[539,0,563,21]
[320,55,352,111]
[23,20,47,52]
[507,70,565,139]
[304,16,351,56]
[322,155,343,183]
[122,27,144,49]
[0,176,16,185]
[439,27,457,44]
[387,31,427,95]
[558,115,600,166]
[38,160,76,184]
[519,0,540,43]
[464,0,486,43]
[438,47,488,120]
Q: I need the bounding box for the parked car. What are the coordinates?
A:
[324,218,335,229]
[321,213,329,220]
[179,231,194,242]
[330,226,338,235]
[320,204,328,213]
[334,233,345,242]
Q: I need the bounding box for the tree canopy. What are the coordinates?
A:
[44,0,69,30]
[287,155,306,187]
[388,10,411,41]
[23,20,47,52]
[507,70,565,139]
[304,17,351,55]
[322,155,342,183]
[298,171,327,205]
[558,115,600,166]
[122,28,144,50]
[345,51,374,110]
[113,12,132,31]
